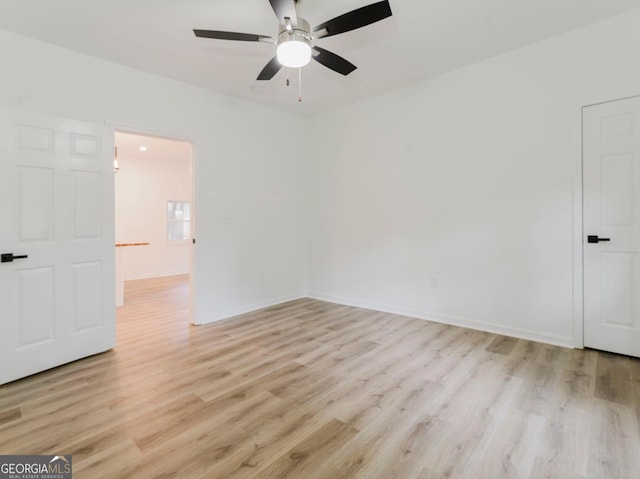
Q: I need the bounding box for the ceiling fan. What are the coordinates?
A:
[193,0,393,83]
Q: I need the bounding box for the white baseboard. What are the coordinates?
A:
[307,291,575,349]
[192,288,575,349]
[124,271,189,281]
[196,292,307,325]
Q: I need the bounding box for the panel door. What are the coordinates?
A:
[0,107,115,384]
[583,96,640,357]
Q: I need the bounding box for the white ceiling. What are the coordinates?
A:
[115,131,192,164]
[1,0,639,116]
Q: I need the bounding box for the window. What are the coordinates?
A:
[167,201,191,242]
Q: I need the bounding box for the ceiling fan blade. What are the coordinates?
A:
[312,46,357,76]
[314,0,392,39]
[257,56,282,80]
[268,0,298,25]
[193,29,272,42]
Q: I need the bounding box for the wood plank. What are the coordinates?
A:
[594,352,636,407]
[587,399,640,478]
[254,419,359,479]
[486,335,518,355]
[0,408,21,427]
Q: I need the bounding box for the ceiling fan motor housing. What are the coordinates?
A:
[277,16,311,46]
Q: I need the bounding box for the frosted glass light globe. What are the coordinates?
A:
[277,40,312,68]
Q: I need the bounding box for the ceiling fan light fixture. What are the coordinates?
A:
[276,16,312,68]
[277,39,311,68]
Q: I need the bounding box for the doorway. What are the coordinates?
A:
[114,131,194,323]
[582,95,640,357]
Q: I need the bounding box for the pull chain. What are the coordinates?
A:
[298,67,302,103]
[286,68,290,87]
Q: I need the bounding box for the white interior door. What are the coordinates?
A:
[0,107,115,384]
[583,95,640,357]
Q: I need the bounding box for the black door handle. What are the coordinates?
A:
[587,235,611,244]
[1,253,29,263]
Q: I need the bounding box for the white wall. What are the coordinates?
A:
[0,29,308,323]
[307,9,640,347]
[115,151,192,280]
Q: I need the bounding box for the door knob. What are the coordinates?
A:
[587,235,611,244]
[1,253,29,263]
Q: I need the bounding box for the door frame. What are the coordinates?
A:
[572,91,640,349]
[108,120,199,325]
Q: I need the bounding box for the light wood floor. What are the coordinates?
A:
[1,275,639,478]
